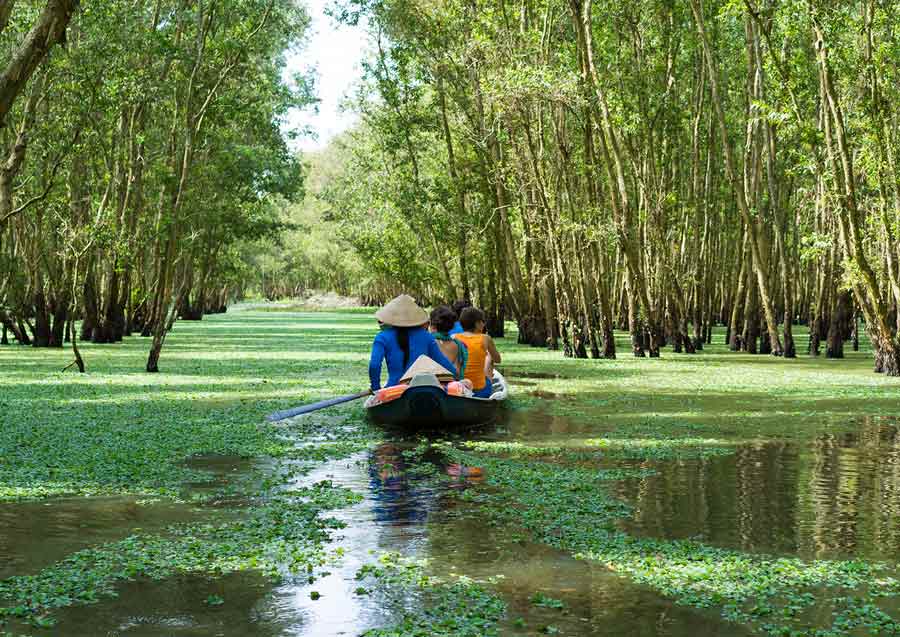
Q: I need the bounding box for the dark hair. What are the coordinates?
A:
[451,299,472,317]
[459,307,485,332]
[395,326,411,367]
[430,305,457,333]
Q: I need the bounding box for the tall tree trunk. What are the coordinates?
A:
[690,0,783,356]
[813,17,900,374]
[0,0,79,128]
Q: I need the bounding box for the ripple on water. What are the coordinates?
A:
[34,441,755,636]
[49,571,287,636]
[271,443,754,636]
[13,415,899,635]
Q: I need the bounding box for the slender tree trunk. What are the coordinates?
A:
[691,0,783,356]
[814,17,900,374]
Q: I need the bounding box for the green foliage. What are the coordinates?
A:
[204,594,225,606]
[0,487,360,622]
[0,311,385,501]
[500,325,899,440]
[529,593,565,610]
[322,127,457,302]
[237,147,366,300]
[358,553,507,637]
[0,0,314,365]
[3,310,900,635]
[443,445,900,636]
[460,436,735,462]
[0,310,382,624]
[317,0,900,378]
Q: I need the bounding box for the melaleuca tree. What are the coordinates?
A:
[0,0,313,373]
[323,0,900,375]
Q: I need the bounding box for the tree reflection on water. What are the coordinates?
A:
[616,418,900,560]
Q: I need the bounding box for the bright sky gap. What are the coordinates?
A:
[285,0,367,152]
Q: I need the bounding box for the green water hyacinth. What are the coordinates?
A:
[0,486,361,622]
[3,311,900,635]
[445,449,900,636]
[358,553,507,637]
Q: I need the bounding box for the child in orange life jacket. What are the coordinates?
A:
[429,304,474,396]
[453,307,502,398]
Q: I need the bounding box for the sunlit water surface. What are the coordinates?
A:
[4,388,900,635]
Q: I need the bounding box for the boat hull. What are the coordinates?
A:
[366,372,507,429]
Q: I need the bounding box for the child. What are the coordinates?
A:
[453,307,502,398]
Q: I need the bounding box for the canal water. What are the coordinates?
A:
[3,395,899,634]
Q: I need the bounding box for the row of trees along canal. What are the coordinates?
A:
[0,1,311,371]
[315,0,900,375]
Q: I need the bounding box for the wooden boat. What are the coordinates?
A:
[365,370,508,429]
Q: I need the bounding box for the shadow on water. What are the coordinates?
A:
[491,404,609,439]
[488,405,900,559]
[509,371,572,380]
[264,442,746,636]
[179,453,262,506]
[41,440,746,636]
[0,456,257,583]
[292,412,897,634]
[52,572,286,636]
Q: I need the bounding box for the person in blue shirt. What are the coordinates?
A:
[449,299,471,335]
[369,295,457,391]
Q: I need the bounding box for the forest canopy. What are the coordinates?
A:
[4,0,900,379]
[318,0,900,375]
[0,0,311,371]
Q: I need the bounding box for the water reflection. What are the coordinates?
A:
[495,405,602,439]
[0,496,205,580]
[0,457,251,581]
[614,419,900,559]
[411,472,749,637]
[52,572,286,636]
[286,444,746,637]
[39,441,750,636]
[496,563,750,636]
[369,442,438,524]
[13,415,900,635]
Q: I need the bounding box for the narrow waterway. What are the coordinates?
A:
[4,390,900,634]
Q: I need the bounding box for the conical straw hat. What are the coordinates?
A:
[400,355,455,382]
[375,294,428,327]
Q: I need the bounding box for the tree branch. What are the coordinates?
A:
[0,0,17,36]
[0,0,79,127]
[0,128,78,225]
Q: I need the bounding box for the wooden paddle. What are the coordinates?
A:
[267,391,371,422]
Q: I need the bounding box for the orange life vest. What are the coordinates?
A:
[454,333,487,390]
[375,384,407,403]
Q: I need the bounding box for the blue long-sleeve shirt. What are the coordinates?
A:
[369,327,457,390]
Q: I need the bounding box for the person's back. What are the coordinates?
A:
[371,327,456,388]
[453,307,501,398]
[369,295,457,391]
[429,305,467,378]
[455,332,487,388]
[436,339,458,367]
